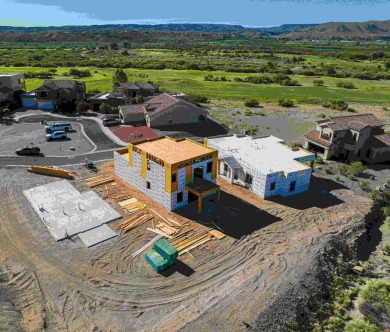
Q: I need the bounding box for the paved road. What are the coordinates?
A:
[20,115,121,151]
[0,150,116,167]
[0,113,123,167]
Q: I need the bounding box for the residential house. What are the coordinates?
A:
[22,80,86,110]
[89,92,131,112]
[114,81,159,99]
[206,134,315,199]
[119,104,146,125]
[114,136,219,213]
[0,73,25,105]
[143,93,208,127]
[305,114,390,164]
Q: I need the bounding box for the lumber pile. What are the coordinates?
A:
[116,210,153,233]
[170,230,213,256]
[27,166,73,179]
[86,176,114,188]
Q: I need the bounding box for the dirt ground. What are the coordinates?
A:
[0,162,374,331]
[0,122,94,156]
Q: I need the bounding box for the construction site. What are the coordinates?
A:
[0,130,381,331]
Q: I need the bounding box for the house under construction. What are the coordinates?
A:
[114,136,220,213]
[205,134,315,199]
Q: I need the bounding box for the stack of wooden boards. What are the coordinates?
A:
[27,166,73,179]
[116,197,152,233]
[145,239,178,272]
[86,174,114,188]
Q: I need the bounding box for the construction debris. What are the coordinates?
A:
[27,166,74,179]
[131,235,162,258]
[208,229,226,239]
[116,211,153,233]
[87,176,114,188]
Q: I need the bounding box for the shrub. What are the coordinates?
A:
[244,109,253,116]
[187,94,208,104]
[336,81,356,89]
[99,102,112,114]
[313,79,324,86]
[335,175,340,181]
[315,156,325,164]
[324,167,332,174]
[75,101,90,113]
[359,180,369,190]
[278,98,294,107]
[349,161,366,177]
[383,244,390,255]
[345,320,380,332]
[368,189,380,201]
[338,163,349,175]
[322,99,349,111]
[359,279,390,326]
[318,113,326,118]
[382,206,390,217]
[244,99,259,108]
[348,173,355,180]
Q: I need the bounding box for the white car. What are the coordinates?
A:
[46,131,68,141]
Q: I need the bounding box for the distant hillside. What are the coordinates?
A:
[0,23,319,37]
[282,19,390,39]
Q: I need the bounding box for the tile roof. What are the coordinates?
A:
[374,134,390,146]
[0,86,12,94]
[305,130,333,148]
[143,93,202,118]
[143,93,180,116]
[117,81,159,91]
[327,122,349,131]
[332,114,383,130]
[119,104,145,116]
[41,80,77,91]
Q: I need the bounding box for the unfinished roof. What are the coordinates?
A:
[135,137,215,164]
[209,135,313,175]
[91,91,124,100]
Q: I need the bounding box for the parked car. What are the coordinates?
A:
[45,123,72,133]
[15,145,40,156]
[46,131,67,141]
[102,118,120,127]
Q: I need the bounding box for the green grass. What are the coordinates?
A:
[3,66,390,104]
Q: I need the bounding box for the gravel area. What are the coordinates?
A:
[0,122,94,156]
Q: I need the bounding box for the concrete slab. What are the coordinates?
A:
[23,180,122,241]
[78,224,117,247]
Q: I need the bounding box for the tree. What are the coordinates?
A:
[336,81,356,89]
[113,69,127,84]
[385,61,390,69]
[76,101,90,113]
[99,102,112,114]
[110,42,119,50]
[133,94,143,104]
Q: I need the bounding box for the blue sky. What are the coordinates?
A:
[1,0,390,27]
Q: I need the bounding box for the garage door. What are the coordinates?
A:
[22,98,37,108]
[37,101,54,110]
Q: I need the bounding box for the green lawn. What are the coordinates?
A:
[2,66,390,104]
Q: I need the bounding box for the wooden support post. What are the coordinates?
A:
[217,188,221,201]
[198,196,202,214]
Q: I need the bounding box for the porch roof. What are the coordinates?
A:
[223,156,242,170]
[186,177,220,197]
[305,130,333,148]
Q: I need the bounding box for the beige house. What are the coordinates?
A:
[305,114,390,164]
